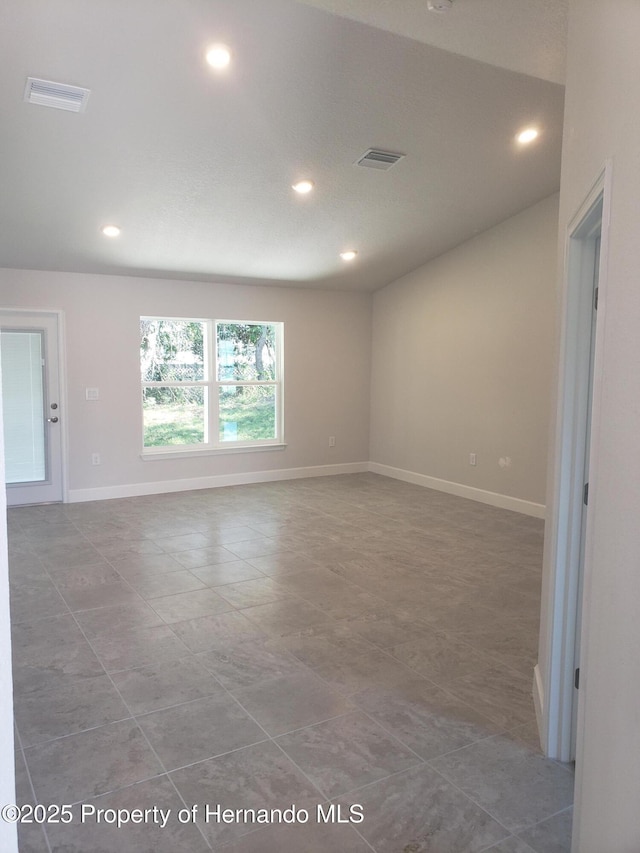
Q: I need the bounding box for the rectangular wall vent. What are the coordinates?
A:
[355,149,405,170]
[24,78,91,113]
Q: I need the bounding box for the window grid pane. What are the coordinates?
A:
[216,323,277,382]
[140,319,206,382]
[218,385,277,443]
[142,386,206,447]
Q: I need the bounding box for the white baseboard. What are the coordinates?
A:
[367,462,545,518]
[68,459,546,517]
[68,461,369,503]
[533,663,547,752]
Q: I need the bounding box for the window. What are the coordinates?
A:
[140,317,283,453]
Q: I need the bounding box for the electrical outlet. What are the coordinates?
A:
[469,453,477,466]
[329,436,336,447]
[91,453,101,466]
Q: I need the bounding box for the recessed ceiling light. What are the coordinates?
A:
[206,44,231,70]
[516,127,539,144]
[292,180,314,195]
[340,250,358,262]
[101,225,121,238]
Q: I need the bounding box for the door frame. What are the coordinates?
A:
[537,163,611,762]
[0,308,68,505]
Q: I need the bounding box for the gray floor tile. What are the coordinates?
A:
[89,623,189,672]
[138,693,266,770]
[74,600,165,638]
[430,729,575,832]
[96,539,167,561]
[233,672,352,736]
[53,564,143,612]
[518,808,573,853]
[38,540,105,569]
[170,740,322,846]
[46,775,211,852]
[415,599,505,634]
[444,665,536,729]
[224,537,288,560]
[11,613,103,678]
[389,631,496,683]
[16,821,48,853]
[276,622,374,668]
[111,655,223,715]
[171,610,266,653]
[215,577,292,609]
[14,670,130,747]
[484,838,538,853]
[14,742,34,805]
[154,532,218,553]
[196,524,265,544]
[172,545,239,569]
[147,587,233,623]
[304,585,386,620]
[196,638,306,690]
[192,560,265,587]
[125,569,207,599]
[240,599,333,637]
[353,679,502,760]
[275,566,356,595]
[338,763,509,852]
[276,710,421,797]
[339,608,438,649]
[311,646,420,696]
[245,551,321,577]
[212,821,372,852]
[111,553,185,578]
[9,573,69,622]
[9,475,571,853]
[25,719,163,804]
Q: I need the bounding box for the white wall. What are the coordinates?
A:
[540,2,640,850]
[370,194,558,511]
[0,270,372,499]
[0,357,18,851]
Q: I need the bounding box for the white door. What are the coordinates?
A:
[0,311,64,505]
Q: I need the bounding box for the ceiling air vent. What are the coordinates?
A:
[24,78,91,112]
[355,149,405,171]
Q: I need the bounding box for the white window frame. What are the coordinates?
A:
[140,316,284,458]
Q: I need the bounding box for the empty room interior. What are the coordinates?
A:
[1,1,640,852]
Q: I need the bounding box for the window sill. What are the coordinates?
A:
[140,443,287,462]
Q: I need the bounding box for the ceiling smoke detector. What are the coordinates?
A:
[427,0,453,12]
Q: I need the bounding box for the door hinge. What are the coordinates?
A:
[594,287,599,310]
[583,482,589,506]
[575,667,580,690]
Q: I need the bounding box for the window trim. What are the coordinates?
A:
[140,316,284,455]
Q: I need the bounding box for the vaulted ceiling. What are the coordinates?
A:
[0,0,566,291]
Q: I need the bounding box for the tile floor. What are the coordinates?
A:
[8,473,573,852]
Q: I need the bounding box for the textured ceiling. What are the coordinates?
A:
[0,0,566,292]
[299,0,568,84]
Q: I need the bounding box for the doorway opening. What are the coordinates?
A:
[538,169,609,764]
